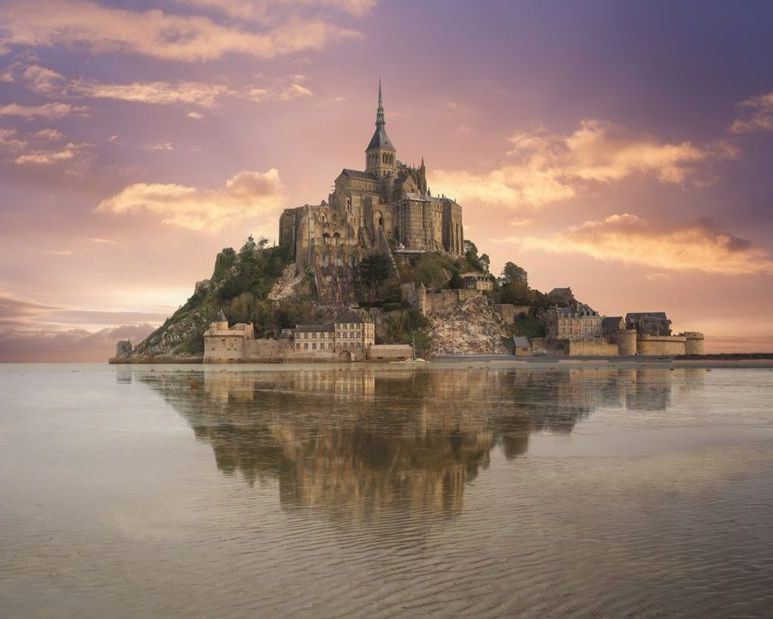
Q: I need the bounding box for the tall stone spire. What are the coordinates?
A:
[365,80,396,178]
[376,79,385,127]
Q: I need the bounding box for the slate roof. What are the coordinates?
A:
[602,316,624,335]
[340,169,377,181]
[626,312,668,320]
[294,323,334,333]
[367,125,395,151]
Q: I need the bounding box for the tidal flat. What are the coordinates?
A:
[1,363,772,617]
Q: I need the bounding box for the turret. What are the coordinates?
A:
[418,156,427,194]
[365,81,397,179]
[214,308,228,330]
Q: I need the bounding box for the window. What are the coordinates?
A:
[312,343,317,350]
[304,343,308,350]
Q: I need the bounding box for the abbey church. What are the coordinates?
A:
[279,83,464,303]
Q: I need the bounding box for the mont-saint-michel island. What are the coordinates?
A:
[5,3,773,618]
[113,85,705,365]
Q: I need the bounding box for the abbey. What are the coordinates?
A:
[279,83,464,303]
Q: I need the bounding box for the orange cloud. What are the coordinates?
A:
[179,0,378,21]
[0,102,87,119]
[0,127,86,166]
[0,0,360,61]
[96,169,284,231]
[8,63,313,109]
[432,120,737,209]
[518,214,773,276]
[730,91,773,133]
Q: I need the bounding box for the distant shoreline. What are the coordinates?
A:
[103,353,773,369]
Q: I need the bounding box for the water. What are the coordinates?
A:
[1,363,772,618]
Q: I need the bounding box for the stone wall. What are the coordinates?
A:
[615,329,638,356]
[567,339,620,356]
[368,344,412,361]
[204,334,247,362]
[683,332,705,355]
[637,335,686,356]
[494,304,531,324]
[423,288,482,315]
[243,339,292,362]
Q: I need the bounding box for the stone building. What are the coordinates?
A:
[626,312,672,336]
[279,83,464,303]
[203,313,401,362]
[203,310,256,362]
[545,306,603,341]
[461,271,495,291]
[293,319,375,359]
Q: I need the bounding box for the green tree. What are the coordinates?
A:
[360,254,392,288]
[501,261,528,287]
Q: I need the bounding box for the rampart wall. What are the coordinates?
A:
[637,335,686,356]
[494,304,531,324]
[568,339,620,356]
[423,288,481,314]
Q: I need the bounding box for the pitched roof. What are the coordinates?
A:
[294,323,334,333]
[340,169,376,181]
[367,125,395,151]
[626,312,668,319]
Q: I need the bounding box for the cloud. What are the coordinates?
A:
[0,324,156,362]
[142,142,174,151]
[6,63,314,109]
[179,0,377,21]
[0,0,360,62]
[15,144,81,165]
[517,213,773,276]
[0,127,86,166]
[432,120,737,209]
[730,91,773,133]
[0,102,87,119]
[96,168,284,231]
[0,294,56,326]
[78,80,232,107]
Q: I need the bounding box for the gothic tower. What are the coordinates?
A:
[365,81,396,179]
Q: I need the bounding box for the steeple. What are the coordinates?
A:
[376,79,385,127]
[365,81,396,178]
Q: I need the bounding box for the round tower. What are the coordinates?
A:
[214,308,229,331]
[684,332,704,355]
[617,329,637,356]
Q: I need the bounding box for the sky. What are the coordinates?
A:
[1,0,772,361]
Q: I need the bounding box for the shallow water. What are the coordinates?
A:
[1,364,772,617]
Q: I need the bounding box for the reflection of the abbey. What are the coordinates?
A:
[134,366,700,522]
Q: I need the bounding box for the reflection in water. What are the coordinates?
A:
[5,364,771,618]
[137,366,681,521]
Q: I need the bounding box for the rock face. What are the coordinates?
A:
[427,295,508,356]
[268,264,310,302]
[126,305,215,361]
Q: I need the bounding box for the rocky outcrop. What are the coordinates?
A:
[268,264,310,301]
[427,295,508,356]
[114,241,290,363]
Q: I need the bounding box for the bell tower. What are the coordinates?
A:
[365,81,396,179]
